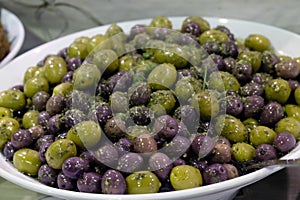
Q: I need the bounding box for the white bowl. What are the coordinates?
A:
[0,17,300,200]
[0,8,25,68]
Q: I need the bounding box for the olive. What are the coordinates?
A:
[104,117,126,141]
[273,132,296,153]
[239,82,264,96]
[133,133,157,153]
[77,172,102,193]
[182,16,210,34]
[275,59,300,79]
[190,90,219,121]
[44,55,68,84]
[285,104,300,121]
[45,139,77,169]
[93,49,119,74]
[67,120,102,149]
[149,152,173,181]
[87,34,110,53]
[210,143,232,163]
[3,142,16,160]
[38,164,58,186]
[170,165,203,190]
[208,71,240,92]
[191,134,215,158]
[231,142,256,162]
[23,66,45,84]
[22,110,39,129]
[255,144,277,161]
[11,129,33,149]
[52,82,73,97]
[101,169,126,194]
[126,171,161,194]
[150,16,172,29]
[68,42,88,59]
[0,89,26,111]
[57,172,76,190]
[152,45,188,68]
[242,95,265,119]
[215,114,248,143]
[223,164,239,179]
[128,82,151,107]
[275,117,300,139]
[294,84,300,105]
[93,143,119,168]
[24,76,49,98]
[244,34,272,52]
[110,91,129,113]
[264,78,291,104]
[261,51,280,74]
[73,63,101,91]
[46,94,65,116]
[203,163,228,184]
[105,23,125,37]
[199,30,229,45]
[232,61,253,83]
[119,54,136,71]
[249,126,277,146]
[62,156,89,179]
[32,91,50,111]
[0,107,12,118]
[175,76,202,102]
[260,101,284,126]
[243,117,259,133]
[13,148,42,176]
[182,21,201,37]
[147,63,177,90]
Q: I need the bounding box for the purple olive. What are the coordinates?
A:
[101,169,126,194]
[62,157,90,179]
[203,163,228,184]
[38,164,58,186]
[77,172,102,193]
[273,132,296,153]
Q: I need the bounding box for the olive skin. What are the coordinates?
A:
[264,78,291,104]
[0,107,12,118]
[150,16,172,29]
[13,148,42,176]
[22,110,39,129]
[0,89,26,111]
[170,165,203,190]
[67,120,102,149]
[44,55,68,84]
[126,171,161,194]
[232,142,256,162]
[208,71,240,92]
[24,76,49,98]
[147,63,177,90]
[215,115,248,143]
[45,139,77,169]
[244,34,272,52]
[285,104,300,121]
[190,90,219,121]
[294,86,300,105]
[0,117,20,149]
[199,30,229,45]
[249,126,277,146]
[182,16,210,34]
[93,49,119,74]
[73,63,101,91]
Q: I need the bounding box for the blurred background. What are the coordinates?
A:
[0,0,300,199]
[1,0,300,42]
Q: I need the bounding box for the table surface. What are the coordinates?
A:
[1,1,300,199]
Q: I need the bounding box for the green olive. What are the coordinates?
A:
[199,29,229,45]
[22,110,39,129]
[0,89,26,111]
[68,42,89,59]
[215,114,248,143]
[52,82,73,96]
[182,16,210,33]
[0,107,12,118]
[238,51,262,72]
[105,23,125,38]
[45,139,77,169]
[126,171,161,194]
[170,165,203,190]
[87,34,111,53]
[24,76,49,98]
[275,117,300,139]
[249,126,277,146]
[44,55,68,84]
[67,120,102,149]
[244,34,272,52]
[92,49,119,74]
[294,86,300,105]
[119,54,136,71]
[74,36,91,45]
[152,45,189,68]
[23,66,45,84]
[13,148,41,176]
[73,63,101,90]
[147,63,177,90]
[148,90,176,115]
[208,71,240,92]
[278,55,292,62]
[232,142,255,162]
[242,117,259,132]
[264,78,291,104]
[175,76,202,102]
[285,104,300,121]
[149,16,172,29]
[190,90,219,121]
[0,117,20,149]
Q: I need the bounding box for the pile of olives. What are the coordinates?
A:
[0,16,299,194]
